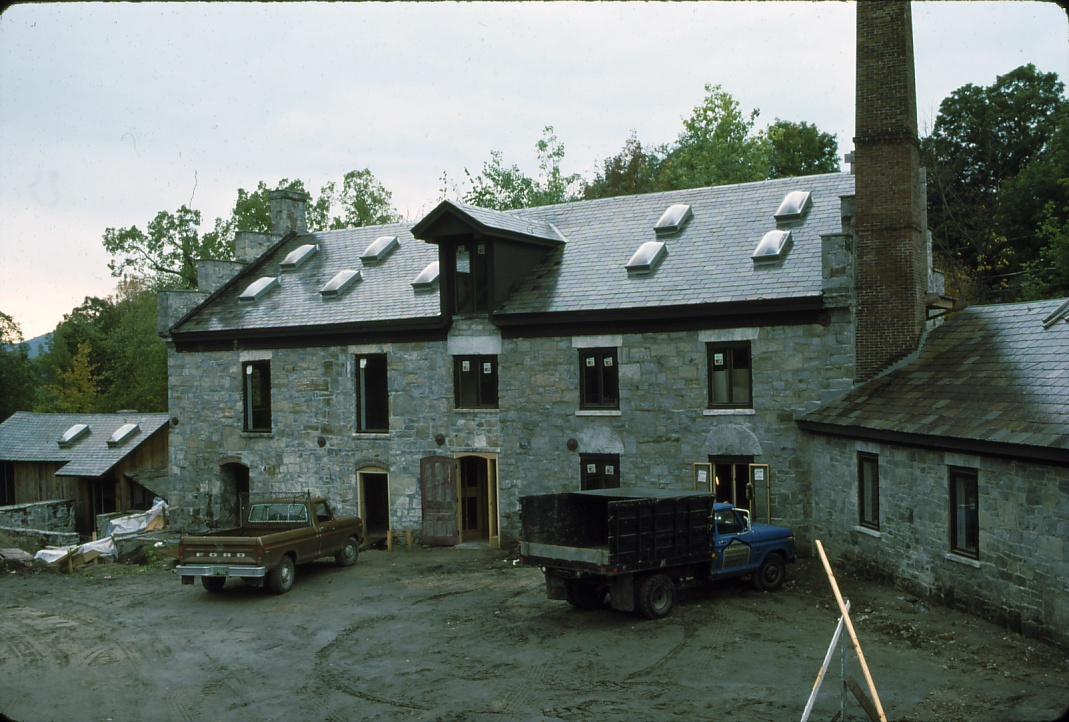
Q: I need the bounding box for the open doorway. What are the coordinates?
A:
[358,470,390,544]
[710,455,754,511]
[456,455,499,545]
[219,462,250,528]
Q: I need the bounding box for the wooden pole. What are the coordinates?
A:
[814,540,888,722]
[386,529,394,552]
[404,530,413,551]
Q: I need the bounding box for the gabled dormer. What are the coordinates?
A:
[411,200,565,318]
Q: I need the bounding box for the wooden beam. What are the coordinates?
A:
[815,540,888,722]
[846,676,882,722]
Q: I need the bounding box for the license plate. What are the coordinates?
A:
[211,566,228,577]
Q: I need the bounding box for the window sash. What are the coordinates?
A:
[708,343,752,408]
[356,354,389,432]
[453,241,489,314]
[579,348,619,409]
[242,361,271,432]
[857,452,880,530]
[454,356,499,409]
[949,468,979,558]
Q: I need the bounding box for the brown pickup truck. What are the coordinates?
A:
[176,495,363,594]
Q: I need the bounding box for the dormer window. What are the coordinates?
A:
[452,240,489,314]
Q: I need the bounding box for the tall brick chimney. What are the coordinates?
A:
[853,1,928,381]
[268,188,309,236]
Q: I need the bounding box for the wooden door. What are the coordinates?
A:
[420,455,459,546]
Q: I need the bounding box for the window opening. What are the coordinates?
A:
[580,454,620,490]
[0,461,14,505]
[356,354,389,432]
[454,355,499,409]
[949,467,979,559]
[452,241,488,314]
[857,452,880,530]
[242,360,272,432]
[707,342,752,408]
[579,348,619,410]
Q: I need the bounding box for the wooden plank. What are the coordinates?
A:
[846,676,881,722]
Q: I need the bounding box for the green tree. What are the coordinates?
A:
[40,342,101,413]
[97,281,168,412]
[583,132,667,200]
[317,169,402,229]
[922,64,1067,299]
[766,119,839,178]
[0,311,37,421]
[659,83,769,190]
[459,126,581,211]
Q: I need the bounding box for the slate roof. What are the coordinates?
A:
[0,412,170,478]
[800,299,1069,459]
[171,173,854,336]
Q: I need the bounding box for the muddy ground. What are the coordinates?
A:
[1,546,1067,722]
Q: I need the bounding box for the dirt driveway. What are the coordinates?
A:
[1,546,1067,722]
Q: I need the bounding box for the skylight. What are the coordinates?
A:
[320,269,362,298]
[774,191,812,222]
[107,422,140,448]
[654,204,693,235]
[280,243,318,270]
[752,230,792,262]
[57,423,90,448]
[411,261,440,290]
[626,241,668,275]
[238,276,279,303]
[1042,298,1069,329]
[361,235,400,264]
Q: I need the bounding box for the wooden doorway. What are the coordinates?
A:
[420,455,458,546]
[220,462,250,528]
[456,454,499,546]
[358,470,390,543]
[709,455,754,511]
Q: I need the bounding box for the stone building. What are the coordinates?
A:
[157,0,1067,644]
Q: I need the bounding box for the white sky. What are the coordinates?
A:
[1,1,1066,339]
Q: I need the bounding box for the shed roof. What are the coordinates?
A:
[171,172,854,337]
[799,298,1069,461]
[0,412,170,478]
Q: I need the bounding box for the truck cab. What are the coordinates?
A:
[712,503,795,590]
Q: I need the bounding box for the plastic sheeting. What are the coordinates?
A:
[34,536,118,565]
[105,498,168,537]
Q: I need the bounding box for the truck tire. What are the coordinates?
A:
[201,577,226,593]
[753,553,786,592]
[268,555,295,594]
[637,574,675,619]
[335,537,359,567]
[565,581,605,610]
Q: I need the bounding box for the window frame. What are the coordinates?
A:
[707,341,753,409]
[578,347,619,410]
[355,353,390,433]
[580,454,621,490]
[451,240,490,315]
[453,355,499,409]
[949,466,979,560]
[242,360,272,433]
[857,452,880,531]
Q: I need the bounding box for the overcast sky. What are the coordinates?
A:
[1,2,1066,339]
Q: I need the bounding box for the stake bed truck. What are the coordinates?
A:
[519,488,796,618]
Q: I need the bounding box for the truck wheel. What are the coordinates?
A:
[753,554,786,592]
[268,555,295,594]
[201,577,226,593]
[335,537,359,567]
[565,581,605,610]
[637,574,675,619]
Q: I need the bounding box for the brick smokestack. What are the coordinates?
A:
[854,1,928,381]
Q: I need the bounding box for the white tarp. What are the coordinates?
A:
[34,536,118,565]
[105,498,168,537]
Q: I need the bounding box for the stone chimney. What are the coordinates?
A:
[268,188,309,236]
[853,0,928,381]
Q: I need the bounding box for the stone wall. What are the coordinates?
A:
[0,526,79,550]
[802,432,1069,648]
[167,311,855,543]
[0,499,75,533]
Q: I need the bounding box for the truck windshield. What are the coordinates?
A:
[248,503,309,524]
[714,509,745,535]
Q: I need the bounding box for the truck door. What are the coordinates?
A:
[713,508,752,574]
[313,500,342,556]
[420,455,459,546]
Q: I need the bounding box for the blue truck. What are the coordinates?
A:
[518,488,796,618]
